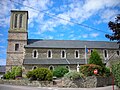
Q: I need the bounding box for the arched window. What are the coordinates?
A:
[75,50,79,58]
[49,65,54,71]
[32,66,37,70]
[116,51,120,56]
[34,51,37,57]
[32,50,38,58]
[14,14,18,28]
[61,50,66,59]
[66,65,70,70]
[19,14,22,28]
[15,44,19,51]
[47,50,52,58]
[104,50,108,58]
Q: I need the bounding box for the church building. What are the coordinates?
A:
[6,10,120,73]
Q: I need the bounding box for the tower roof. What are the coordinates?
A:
[11,10,28,19]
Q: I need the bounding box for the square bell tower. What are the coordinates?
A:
[6,10,28,71]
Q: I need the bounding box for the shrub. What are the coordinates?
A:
[45,70,53,81]
[10,66,17,79]
[35,68,53,81]
[53,66,69,78]
[64,71,83,80]
[80,64,103,76]
[3,66,23,79]
[4,66,17,79]
[26,68,53,81]
[103,67,111,77]
[3,71,11,79]
[26,70,34,78]
[15,66,22,77]
[80,64,111,77]
[112,62,120,88]
[89,50,104,67]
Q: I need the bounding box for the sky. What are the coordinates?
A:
[0,0,120,65]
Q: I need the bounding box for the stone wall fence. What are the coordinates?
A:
[0,76,113,88]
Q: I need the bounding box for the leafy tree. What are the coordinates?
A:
[112,62,120,88]
[89,50,104,67]
[105,14,120,44]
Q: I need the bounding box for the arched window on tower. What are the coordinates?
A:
[15,44,19,51]
[19,14,23,28]
[14,14,18,28]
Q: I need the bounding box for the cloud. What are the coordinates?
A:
[0,59,6,65]
[0,49,6,54]
[0,39,6,43]
[69,34,74,38]
[60,34,64,37]
[37,0,120,33]
[0,16,10,27]
[81,33,99,38]
[98,9,120,23]
[0,34,3,36]
[0,46,5,49]
[82,34,88,38]
[90,33,99,37]
[44,35,53,39]
[0,0,15,27]
[0,0,120,36]
[21,0,53,26]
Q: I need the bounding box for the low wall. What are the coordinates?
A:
[0,79,53,87]
[62,76,113,88]
[0,76,113,88]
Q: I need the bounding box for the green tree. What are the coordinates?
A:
[89,50,104,67]
[112,62,120,88]
[105,14,120,44]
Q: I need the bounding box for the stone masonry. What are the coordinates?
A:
[6,10,28,71]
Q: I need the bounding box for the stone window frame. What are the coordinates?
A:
[19,14,23,28]
[32,66,37,70]
[61,50,66,59]
[74,50,79,59]
[49,65,54,71]
[103,49,108,60]
[116,50,120,56]
[47,50,52,59]
[15,43,19,51]
[32,49,38,59]
[14,14,18,28]
[66,65,70,71]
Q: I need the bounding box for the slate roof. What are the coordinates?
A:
[25,39,119,49]
[23,59,85,65]
[0,66,6,73]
